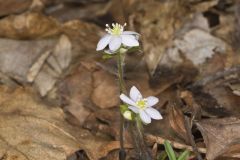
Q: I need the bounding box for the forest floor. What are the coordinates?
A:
[0,0,239,160]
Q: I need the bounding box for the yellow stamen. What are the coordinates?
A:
[105,23,126,36]
[136,99,147,109]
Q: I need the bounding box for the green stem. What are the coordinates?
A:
[117,52,126,93]
[117,52,126,160]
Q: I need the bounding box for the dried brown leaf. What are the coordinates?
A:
[169,105,189,143]
[0,86,126,160]
[0,86,81,160]
[0,0,32,17]
[0,38,56,82]
[196,117,240,160]
[91,69,119,109]
[0,12,60,39]
[59,62,94,126]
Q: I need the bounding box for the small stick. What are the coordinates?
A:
[146,134,207,154]
[184,117,203,160]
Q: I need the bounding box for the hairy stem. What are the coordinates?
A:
[117,52,127,160]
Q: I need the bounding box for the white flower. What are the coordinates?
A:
[96,23,139,53]
[120,86,163,124]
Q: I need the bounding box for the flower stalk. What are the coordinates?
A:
[117,51,127,160]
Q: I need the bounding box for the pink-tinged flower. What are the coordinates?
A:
[120,86,162,124]
[96,23,139,53]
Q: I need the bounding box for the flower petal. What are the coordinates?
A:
[130,86,142,101]
[121,35,139,47]
[129,106,139,113]
[145,108,162,120]
[122,31,140,35]
[109,36,122,51]
[120,94,136,106]
[147,96,159,107]
[139,110,151,124]
[96,34,111,51]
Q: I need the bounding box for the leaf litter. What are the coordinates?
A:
[0,0,240,160]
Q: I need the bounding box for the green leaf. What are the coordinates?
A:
[177,150,189,160]
[164,140,176,160]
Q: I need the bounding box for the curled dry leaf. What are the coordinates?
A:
[196,117,240,160]
[180,90,202,120]
[168,104,189,144]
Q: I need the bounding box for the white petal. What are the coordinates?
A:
[128,106,139,113]
[122,31,140,35]
[109,36,122,51]
[130,86,142,101]
[139,110,151,124]
[96,34,111,51]
[145,108,162,120]
[120,94,136,106]
[147,96,159,107]
[121,35,139,47]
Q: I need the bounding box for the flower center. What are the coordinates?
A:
[105,23,126,36]
[136,99,147,109]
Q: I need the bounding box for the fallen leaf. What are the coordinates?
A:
[45,1,111,22]
[196,117,240,160]
[0,86,128,160]
[0,12,60,39]
[168,104,189,143]
[0,0,32,17]
[0,38,56,82]
[91,69,119,109]
[33,34,72,96]
[0,86,81,160]
[59,62,94,126]
[162,29,226,67]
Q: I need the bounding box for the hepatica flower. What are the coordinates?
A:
[120,86,162,124]
[96,23,139,53]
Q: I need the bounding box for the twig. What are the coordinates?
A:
[146,134,206,154]
[184,117,203,160]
